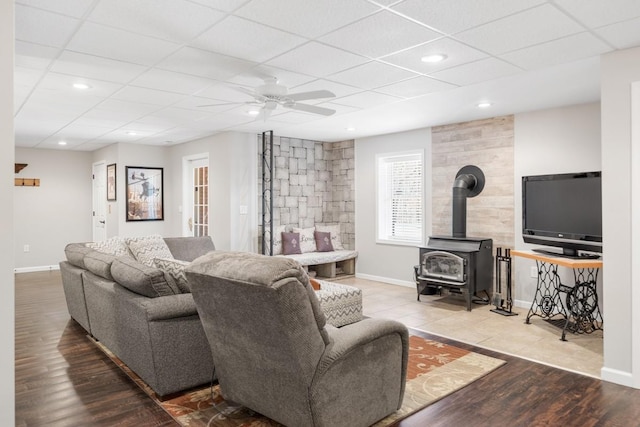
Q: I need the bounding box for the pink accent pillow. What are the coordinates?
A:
[314,231,334,252]
[282,232,302,255]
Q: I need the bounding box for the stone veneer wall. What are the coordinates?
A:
[431,116,515,251]
[258,135,355,250]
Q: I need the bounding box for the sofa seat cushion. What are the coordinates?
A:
[127,235,174,267]
[277,250,358,266]
[155,258,191,293]
[111,256,180,297]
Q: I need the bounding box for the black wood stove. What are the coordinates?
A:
[417,236,493,311]
[416,165,494,311]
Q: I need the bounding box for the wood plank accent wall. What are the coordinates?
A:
[431,116,515,251]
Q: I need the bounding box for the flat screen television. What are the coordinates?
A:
[522,171,602,258]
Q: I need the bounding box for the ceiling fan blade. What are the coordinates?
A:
[287,90,335,102]
[285,103,336,116]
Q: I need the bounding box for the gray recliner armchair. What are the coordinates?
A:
[187,251,408,427]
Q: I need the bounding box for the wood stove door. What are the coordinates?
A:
[421,251,466,282]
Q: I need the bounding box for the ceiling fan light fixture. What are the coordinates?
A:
[421,53,447,63]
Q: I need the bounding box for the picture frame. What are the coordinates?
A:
[125,166,164,221]
[106,163,117,201]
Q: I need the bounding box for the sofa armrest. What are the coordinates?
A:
[140,293,199,321]
[317,318,408,377]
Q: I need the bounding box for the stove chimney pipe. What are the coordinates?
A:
[451,165,485,238]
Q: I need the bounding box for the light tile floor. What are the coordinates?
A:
[333,276,604,379]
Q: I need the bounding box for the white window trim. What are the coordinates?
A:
[375,149,425,247]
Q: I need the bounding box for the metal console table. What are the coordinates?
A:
[511,250,603,341]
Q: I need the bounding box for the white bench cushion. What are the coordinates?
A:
[277,250,357,266]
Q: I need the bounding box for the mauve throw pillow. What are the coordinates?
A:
[282,232,302,255]
[314,231,334,252]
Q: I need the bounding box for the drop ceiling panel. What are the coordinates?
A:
[130,69,216,95]
[554,0,640,28]
[430,57,521,86]
[332,91,402,109]
[85,99,161,124]
[381,37,488,74]
[87,0,226,43]
[392,0,546,35]
[196,83,258,103]
[187,0,249,13]
[172,96,241,113]
[50,51,148,83]
[38,72,123,98]
[15,5,80,48]
[16,0,96,18]
[110,86,187,107]
[157,47,257,80]
[266,42,368,77]
[327,61,418,90]
[319,10,441,59]
[235,0,380,39]
[191,16,307,63]
[15,41,59,70]
[595,18,640,49]
[139,107,215,127]
[376,76,457,98]
[456,4,585,55]
[289,79,362,100]
[500,32,612,70]
[52,122,113,140]
[67,22,181,66]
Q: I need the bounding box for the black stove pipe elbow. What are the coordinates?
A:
[452,174,476,238]
[451,165,486,239]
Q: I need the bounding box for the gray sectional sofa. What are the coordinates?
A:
[59,235,216,397]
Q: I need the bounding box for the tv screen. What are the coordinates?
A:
[522,171,602,257]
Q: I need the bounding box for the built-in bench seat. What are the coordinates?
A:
[278,250,357,278]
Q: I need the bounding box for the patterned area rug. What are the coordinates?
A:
[96,334,505,426]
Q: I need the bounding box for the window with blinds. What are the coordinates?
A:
[377,151,424,245]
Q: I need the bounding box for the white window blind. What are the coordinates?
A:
[377,151,423,244]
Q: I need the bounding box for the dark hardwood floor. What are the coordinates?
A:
[15,270,640,427]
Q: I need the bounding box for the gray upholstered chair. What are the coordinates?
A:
[187,251,408,427]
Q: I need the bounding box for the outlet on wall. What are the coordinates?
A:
[530,266,537,278]
[23,244,30,252]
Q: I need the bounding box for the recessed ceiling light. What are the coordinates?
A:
[477,102,492,108]
[126,131,137,136]
[72,83,91,90]
[58,140,67,146]
[247,109,261,116]
[346,127,356,132]
[421,54,447,63]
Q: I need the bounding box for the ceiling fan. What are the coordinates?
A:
[198,77,337,119]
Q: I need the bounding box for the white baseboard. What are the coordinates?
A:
[14,265,60,274]
[601,367,637,389]
[355,272,414,288]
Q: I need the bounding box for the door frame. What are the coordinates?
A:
[182,153,209,237]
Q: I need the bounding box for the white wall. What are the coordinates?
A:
[14,132,258,270]
[1,0,14,424]
[14,148,93,270]
[513,102,602,304]
[355,128,432,285]
[166,131,258,251]
[600,45,640,388]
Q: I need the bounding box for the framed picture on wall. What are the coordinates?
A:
[125,166,164,221]
[106,163,117,201]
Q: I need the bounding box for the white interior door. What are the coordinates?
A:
[184,157,209,237]
[92,161,107,242]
